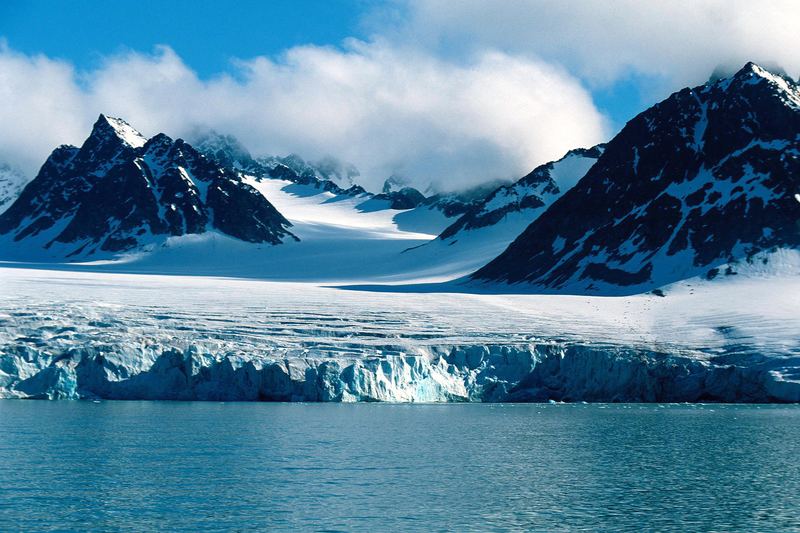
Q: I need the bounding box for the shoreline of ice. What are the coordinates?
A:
[4,342,799,403]
[2,265,798,403]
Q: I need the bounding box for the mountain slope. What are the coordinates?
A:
[472,62,800,294]
[399,146,604,276]
[441,145,603,240]
[0,164,28,215]
[193,131,498,245]
[0,116,294,259]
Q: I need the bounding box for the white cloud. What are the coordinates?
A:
[2,2,799,193]
[394,0,800,88]
[0,43,89,174]
[0,41,607,192]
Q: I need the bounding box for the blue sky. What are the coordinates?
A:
[0,1,796,190]
[0,1,368,78]
[0,0,648,128]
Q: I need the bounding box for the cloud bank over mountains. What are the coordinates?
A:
[0,41,605,191]
[1,0,799,191]
[395,0,800,88]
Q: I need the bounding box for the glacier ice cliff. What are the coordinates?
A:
[3,343,799,403]
[2,266,799,403]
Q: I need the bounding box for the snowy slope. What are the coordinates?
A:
[0,164,28,215]
[99,177,471,282]
[102,115,147,148]
[0,121,473,281]
[0,124,493,278]
[401,146,604,275]
[1,256,798,402]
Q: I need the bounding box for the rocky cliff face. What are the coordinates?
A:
[473,63,800,293]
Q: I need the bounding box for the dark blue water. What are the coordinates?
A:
[1,402,799,532]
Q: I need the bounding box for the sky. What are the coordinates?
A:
[1,0,799,191]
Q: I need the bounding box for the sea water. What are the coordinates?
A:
[1,402,798,531]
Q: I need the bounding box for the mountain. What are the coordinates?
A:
[258,154,368,196]
[273,153,360,189]
[191,130,258,171]
[0,115,294,258]
[193,132,368,197]
[472,62,800,293]
[373,177,427,209]
[194,130,493,217]
[0,164,28,214]
[440,145,604,241]
[372,176,498,213]
[398,146,604,276]
[421,180,506,218]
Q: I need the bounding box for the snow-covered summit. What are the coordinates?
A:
[96,114,148,149]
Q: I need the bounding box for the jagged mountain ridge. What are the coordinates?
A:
[0,115,295,257]
[439,145,604,240]
[472,62,800,293]
[194,130,489,216]
[398,145,605,275]
[270,153,360,190]
[193,132,368,197]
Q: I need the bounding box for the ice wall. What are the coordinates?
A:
[3,342,798,402]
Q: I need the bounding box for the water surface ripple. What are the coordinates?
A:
[1,402,799,531]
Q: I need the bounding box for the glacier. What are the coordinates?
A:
[2,264,798,402]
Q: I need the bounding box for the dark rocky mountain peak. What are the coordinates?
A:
[0,115,295,259]
[472,62,800,293]
[375,186,427,210]
[92,114,148,148]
